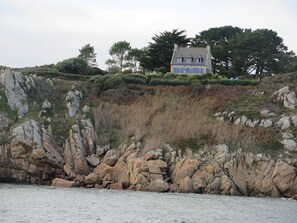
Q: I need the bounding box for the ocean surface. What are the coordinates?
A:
[0,183,296,223]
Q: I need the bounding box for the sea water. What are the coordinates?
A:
[0,183,296,223]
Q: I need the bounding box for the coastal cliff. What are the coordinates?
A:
[1,70,297,199]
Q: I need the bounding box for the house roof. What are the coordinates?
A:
[171,45,209,66]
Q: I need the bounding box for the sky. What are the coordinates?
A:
[0,0,297,70]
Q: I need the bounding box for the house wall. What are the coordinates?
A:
[171,65,211,74]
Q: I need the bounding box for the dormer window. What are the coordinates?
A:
[176,57,183,63]
[195,57,204,63]
[186,57,192,63]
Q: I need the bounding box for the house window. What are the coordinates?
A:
[186,57,192,63]
[200,68,204,73]
[176,57,183,63]
[196,57,204,63]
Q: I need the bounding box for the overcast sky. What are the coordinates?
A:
[1,0,296,69]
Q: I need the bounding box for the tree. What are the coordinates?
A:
[192,26,295,76]
[126,48,143,72]
[192,26,243,74]
[141,29,190,71]
[107,41,131,73]
[231,29,289,75]
[78,44,97,66]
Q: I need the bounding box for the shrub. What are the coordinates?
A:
[90,75,125,93]
[86,66,106,76]
[164,72,179,79]
[0,89,18,121]
[200,79,259,86]
[147,73,163,82]
[120,74,148,85]
[196,73,213,80]
[56,57,88,74]
[149,78,191,86]
[156,66,167,74]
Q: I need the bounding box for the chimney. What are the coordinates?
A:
[174,44,178,50]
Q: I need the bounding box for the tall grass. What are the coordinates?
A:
[93,87,274,153]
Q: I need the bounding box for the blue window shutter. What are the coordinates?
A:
[173,67,177,73]
[200,68,204,73]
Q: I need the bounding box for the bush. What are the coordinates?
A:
[147,73,163,82]
[196,73,213,80]
[0,89,18,121]
[56,57,88,74]
[149,78,191,86]
[86,66,106,76]
[164,72,178,79]
[120,74,148,85]
[156,66,167,74]
[90,75,125,93]
[200,79,259,86]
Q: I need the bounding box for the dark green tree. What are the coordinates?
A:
[231,29,290,75]
[78,44,97,66]
[192,26,243,74]
[126,48,143,72]
[107,41,131,73]
[141,29,190,71]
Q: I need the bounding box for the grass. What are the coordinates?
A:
[92,85,279,155]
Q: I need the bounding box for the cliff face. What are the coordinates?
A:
[1,70,297,199]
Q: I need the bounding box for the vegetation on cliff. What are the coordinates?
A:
[1,69,297,198]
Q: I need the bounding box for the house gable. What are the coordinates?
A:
[170,44,212,74]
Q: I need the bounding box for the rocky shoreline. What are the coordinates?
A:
[1,70,297,199]
[1,117,297,199]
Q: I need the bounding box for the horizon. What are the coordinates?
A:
[1,0,296,70]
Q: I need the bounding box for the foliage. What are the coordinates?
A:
[156,66,167,74]
[126,48,143,72]
[107,41,132,73]
[192,26,243,74]
[140,29,190,71]
[149,78,191,86]
[192,26,296,76]
[78,44,97,66]
[90,75,125,93]
[120,74,148,85]
[200,79,259,86]
[56,57,88,74]
[85,66,106,76]
[0,88,18,121]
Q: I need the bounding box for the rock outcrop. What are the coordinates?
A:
[0,70,28,118]
[66,90,83,117]
[273,86,297,109]
[0,119,63,184]
[1,72,297,200]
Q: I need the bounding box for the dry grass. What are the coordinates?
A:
[92,85,276,153]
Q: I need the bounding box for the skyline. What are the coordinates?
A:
[1,0,296,69]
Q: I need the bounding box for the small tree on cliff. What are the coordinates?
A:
[107,41,131,73]
[78,44,97,67]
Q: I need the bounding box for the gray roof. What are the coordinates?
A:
[171,46,208,66]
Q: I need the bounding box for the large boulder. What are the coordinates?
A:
[273,86,297,109]
[214,144,229,164]
[142,179,170,192]
[83,173,102,185]
[4,120,64,184]
[171,159,200,184]
[52,178,77,188]
[272,160,297,197]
